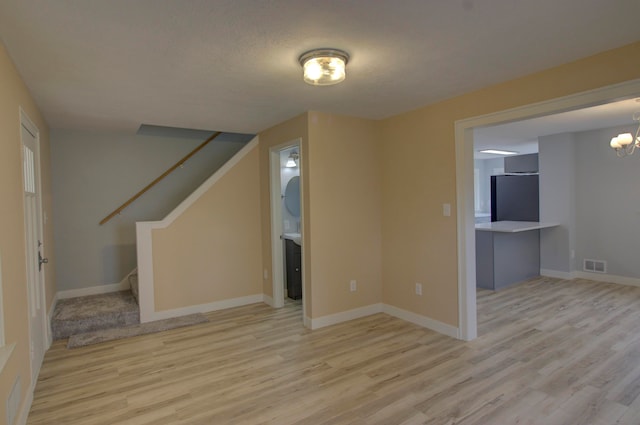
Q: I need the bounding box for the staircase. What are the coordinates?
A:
[51,290,140,340]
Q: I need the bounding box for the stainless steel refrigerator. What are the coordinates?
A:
[490,174,539,222]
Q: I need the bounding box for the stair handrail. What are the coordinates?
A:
[99,131,222,225]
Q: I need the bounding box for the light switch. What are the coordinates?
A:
[443,203,451,217]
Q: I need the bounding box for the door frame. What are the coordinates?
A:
[269,139,305,318]
[455,78,640,341]
[19,108,49,379]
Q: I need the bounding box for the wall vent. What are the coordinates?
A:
[6,375,20,425]
[583,259,607,274]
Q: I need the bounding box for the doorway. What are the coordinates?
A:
[20,109,48,384]
[455,79,640,341]
[269,140,305,319]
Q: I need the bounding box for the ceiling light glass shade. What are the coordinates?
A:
[610,112,640,157]
[286,151,298,167]
[299,49,349,86]
[616,133,633,146]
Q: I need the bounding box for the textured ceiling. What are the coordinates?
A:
[474,98,640,158]
[0,0,638,134]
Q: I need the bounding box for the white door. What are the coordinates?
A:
[21,114,46,384]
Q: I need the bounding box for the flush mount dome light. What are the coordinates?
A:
[299,48,349,86]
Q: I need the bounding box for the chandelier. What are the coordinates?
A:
[610,112,640,157]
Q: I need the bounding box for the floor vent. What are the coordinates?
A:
[584,259,607,274]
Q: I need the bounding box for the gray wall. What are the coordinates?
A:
[574,124,640,278]
[539,133,576,273]
[538,124,640,278]
[51,129,252,291]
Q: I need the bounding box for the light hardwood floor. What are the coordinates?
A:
[28,277,640,424]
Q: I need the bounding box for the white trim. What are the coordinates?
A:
[269,146,285,309]
[455,78,640,342]
[46,293,58,348]
[309,304,383,330]
[573,271,640,288]
[269,139,305,321]
[455,125,477,341]
[305,303,460,338]
[147,294,264,322]
[14,379,34,425]
[262,294,274,307]
[540,269,574,280]
[542,268,640,287]
[19,107,38,137]
[136,138,259,323]
[0,342,15,375]
[136,221,156,323]
[383,304,460,339]
[119,268,138,287]
[303,316,312,328]
[56,281,130,300]
[19,107,48,389]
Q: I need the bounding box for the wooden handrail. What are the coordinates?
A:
[100,131,222,225]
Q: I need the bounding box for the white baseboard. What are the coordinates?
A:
[57,281,130,300]
[309,304,383,330]
[540,269,574,280]
[262,294,274,307]
[15,380,34,425]
[303,316,312,329]
[540,269,640,287]
[383,304,460,339]
[572,271,640,287]
[145,294,264,322]
[306,303,459,339]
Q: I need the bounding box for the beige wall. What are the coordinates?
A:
[258,112,383,319]
[380,41,640,326]
[0,42,55,422]
[151,146,262,311]
[258,113,311,313]
[256,43,640,325]
[306,112,382,317]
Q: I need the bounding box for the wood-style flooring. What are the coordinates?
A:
[27,277,640,424]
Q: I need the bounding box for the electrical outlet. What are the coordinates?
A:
[415,282,423,296]
[350,280,357,292]
[443,203,451,217]
[263,269,269,280]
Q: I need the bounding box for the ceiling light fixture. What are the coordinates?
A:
[479,149,519,156]
[286,151,299,168]
[610,112,640,157]
[298,48,349,86]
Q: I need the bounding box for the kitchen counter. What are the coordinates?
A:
[283,232,301,245]
[476,221,559,291]
[475,221,559,233]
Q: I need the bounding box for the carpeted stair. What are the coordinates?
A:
[67,313,209,348]
[51,291,140,340]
